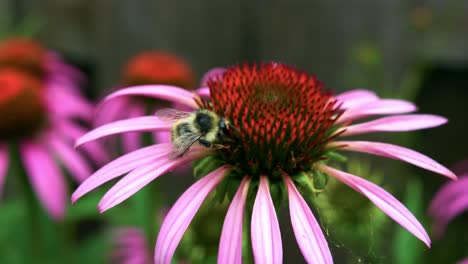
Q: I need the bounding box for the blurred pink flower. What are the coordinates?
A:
[112,228,152,264]
[73,62,455,263]
[0,38,106,220]
[429,159,468,237]
[94,51,196,153]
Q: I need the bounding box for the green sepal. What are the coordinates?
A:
[324,151,347,163]
[269,179,287,211]
[193,155,225,180]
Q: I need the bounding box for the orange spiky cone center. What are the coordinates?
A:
[204,63,341,178]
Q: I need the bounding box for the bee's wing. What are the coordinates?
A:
[171,132,202,157]
[155,108,192,122]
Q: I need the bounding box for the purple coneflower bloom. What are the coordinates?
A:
[74,62,456,263]
[94,51,196,152]
[0,38,106,219]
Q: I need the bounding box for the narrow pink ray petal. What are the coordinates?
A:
[102,85,200,109]
[98,148,209,212]
[75,116,171,147]
[54,120,110,165]
[47,134,92,183]
[46,52,86,83]
[195,87,210,98]
[337,99,417,123]
[335,89,379,109]
[47,86,94,121]
[319,165,431,247]
[200,67,226,87]
[218,176,251,264]
[430,183,468,237]
[154,165,230,264]
[0,144,9,197]
[20,141,67,220]
[333,141,456,179]
[458,259,468,264]
[93,96,130,127]
[339,114,448,136]
[72,143,173,203]
[251,176,283,264]
[284,176,333,264]
[122,103,146,153]
[153,130,171,144]
[429,174,468,216]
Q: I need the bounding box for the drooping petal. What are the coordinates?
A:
[319,165,431,247]
[195,87,210,98]
[429,174,468,216]
[332,141,456,179]
[75,116,171,147]
[431,190,468,237]
[200,67,226,87]
[337,99,417,123]
[251,176,282,264]
[335,89,379,109]
[154,166,230,264]
[98,149,208,212]
[20,141,67,220]
[122,103,146,153]
[54,120,110,164]
[93,96,129,127]
[47,134,92,183]
[47,86,94,121]
[72,143,174,203]
[339,114,448,136]
[0,144,9,197]
[102,85,200,109]
[284,176,333,264]
[218,176,251,264]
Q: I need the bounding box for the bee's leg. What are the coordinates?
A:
[199,139,213,148]
[213,144,229,150]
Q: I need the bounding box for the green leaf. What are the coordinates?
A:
[393,177,425,264]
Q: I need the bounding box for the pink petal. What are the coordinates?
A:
[199,67,226,87]
[218,176,251,264]
[251,176,282,264]
[457,258,468,264]
[338,99,417,123]
[122,104,147,153]
[98,148,208,212]
[429,174,468,215]
[333,141,456,179]
[72,143,174,203]
[284,176,333,264]
[335,89,379,109]
[47,86,93,121]
[102,85,200,109]
[339,114,448,136]
[195,87,210,98]
[54,120,110,165]
[154,166,230,264]
[20,141,67,220]
[75,116,171,147]
[0,144,9,197]
[93,96,129,127]
[319,165,430,247]
[47,134,92,183]
[432,191,468,237]
[153,131,171,144]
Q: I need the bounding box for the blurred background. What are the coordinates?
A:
[0,0,467,263]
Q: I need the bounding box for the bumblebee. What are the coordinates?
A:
[155,108,230,157]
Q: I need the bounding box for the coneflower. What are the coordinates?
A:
[94,51,196,152]
[0,38,106,219]
[74,62,455,263]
